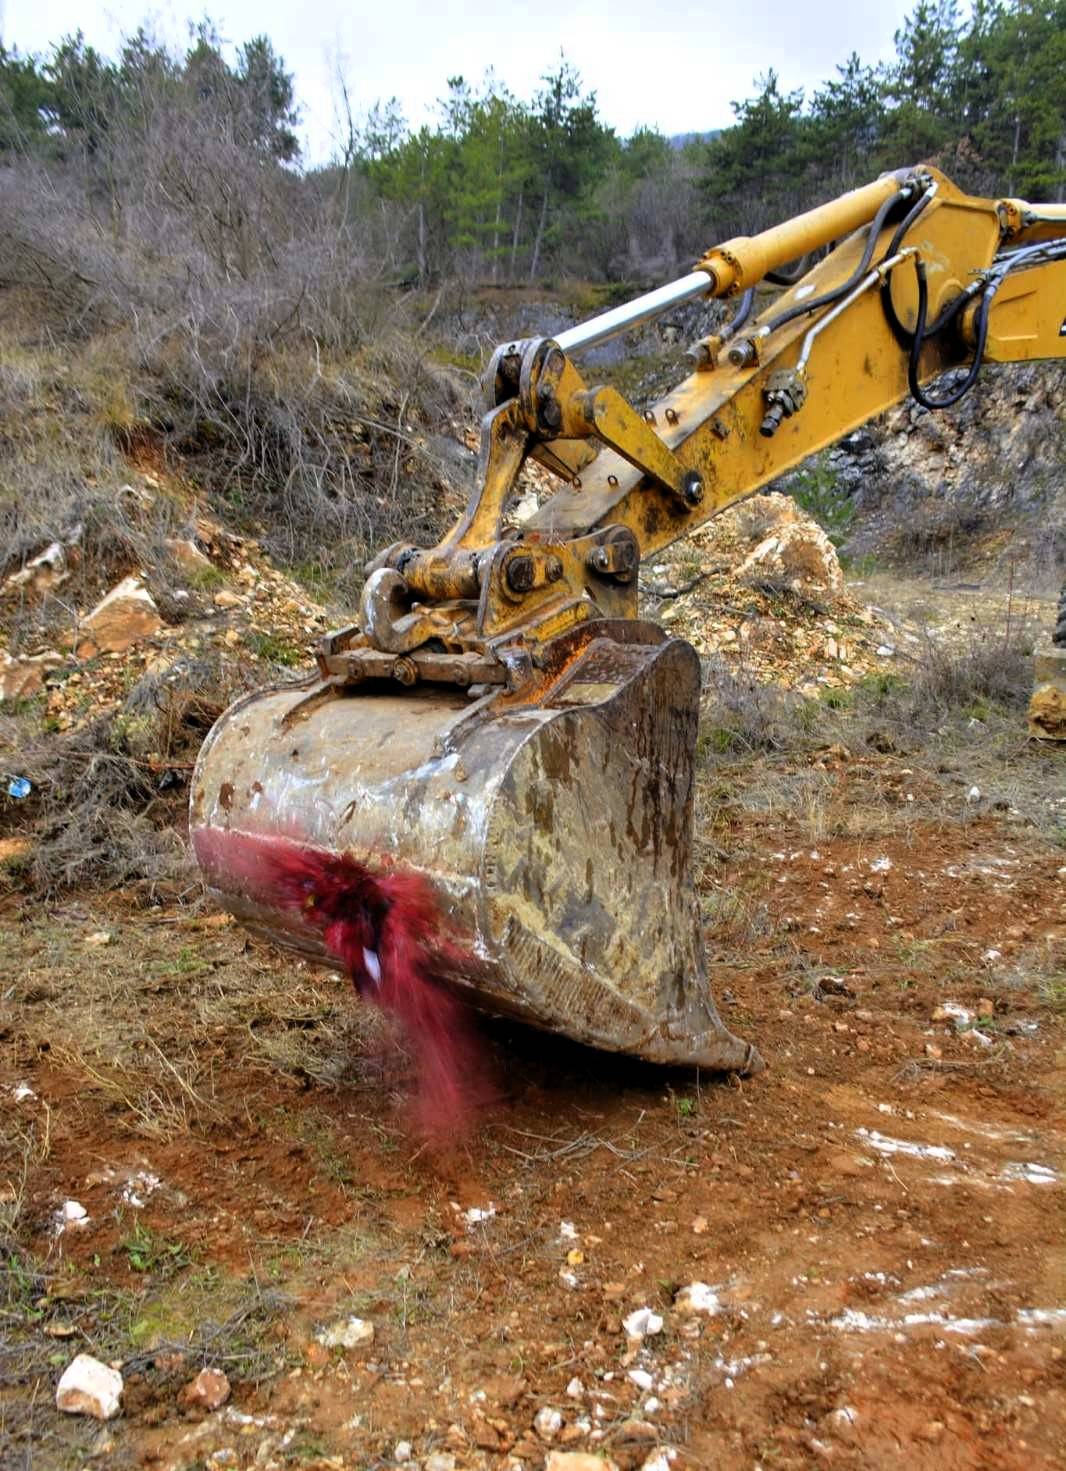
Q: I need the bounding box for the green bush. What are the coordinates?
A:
[789,456,855,547]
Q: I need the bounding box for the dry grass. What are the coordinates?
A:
[697,607,1061,847]
[0,907,372,1144]
[5,652,256,897]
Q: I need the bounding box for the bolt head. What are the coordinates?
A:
[505,555,536,593]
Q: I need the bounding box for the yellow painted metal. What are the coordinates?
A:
[192,164,1066,1075]
[695,172,906,293]
[972,259,1066,361]
[342,167,1065,659]
[998,198,1066,245]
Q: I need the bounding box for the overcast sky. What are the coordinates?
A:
[2,1,924,162]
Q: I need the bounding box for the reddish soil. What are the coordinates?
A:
[3,774,1065,1470]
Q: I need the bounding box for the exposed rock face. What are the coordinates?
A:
[2,540,70,600]
[737,520,844,596]
[0,649,63,701]
[77,576,164,657]
[773,361,1066,570]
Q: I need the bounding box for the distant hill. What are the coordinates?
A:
[668,130,721,149]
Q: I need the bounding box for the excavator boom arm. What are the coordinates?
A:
[350,167,1066,669]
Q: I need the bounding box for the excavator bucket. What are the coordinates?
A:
[191,621,761,1074]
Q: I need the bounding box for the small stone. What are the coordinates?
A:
[424,1455,456,1471]
[830,1405,860,1437]
[85,931,113,947]
[165,538,213,571]
[2,540,68,599]
[622,1307,664,1339]
[609,1419,659,1469]
[213,590,243,609]
[827,1153,863,1178]
[56,1354,123,1420]
[639,1451,673,1471]
[674,1282,722,1317]
[691,1216,708,1234]
[545,1455,621,1471]
[534,1406,564,1441]
[919,1421,945,1442]
[179,1367,230,1411]
[393,1441,413,1463]
[315,1316,374,1349]
[566,1377,585,1399]
[966,786,981,803]
[56,1200,89,1230]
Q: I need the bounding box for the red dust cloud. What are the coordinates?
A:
[194,829,494,1141]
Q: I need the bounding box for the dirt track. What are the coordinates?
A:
[3,734,1065,1471]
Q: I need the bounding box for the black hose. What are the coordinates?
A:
[907,256,991,410]
[761,186,911,335]
[765,252,818,287]
[720,287,756,343]
[884,185,935,263]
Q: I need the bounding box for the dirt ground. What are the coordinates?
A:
[3,592,1065,1471]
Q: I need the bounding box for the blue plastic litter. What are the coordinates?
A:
[7,776,31,799]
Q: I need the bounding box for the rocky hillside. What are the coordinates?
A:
[783,362,1066,584]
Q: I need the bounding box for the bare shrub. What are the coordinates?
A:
[9,653,255,896]
[698,654,806,754]
[0,33,467,601]
[883,497,992,574]
[844,623,1033,748]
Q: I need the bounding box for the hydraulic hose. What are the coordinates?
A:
[902,235,1066,410]
[720,287,756,343]
[760,185,913,335]
[765,252,818,287]
[907,256,990,409]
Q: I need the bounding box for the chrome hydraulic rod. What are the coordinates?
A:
[554,270,713,356]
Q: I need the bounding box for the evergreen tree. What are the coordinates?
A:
[809,54,884,190]
[0,45,53,152]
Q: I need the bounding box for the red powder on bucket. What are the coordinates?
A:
[195,829,492,1140]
